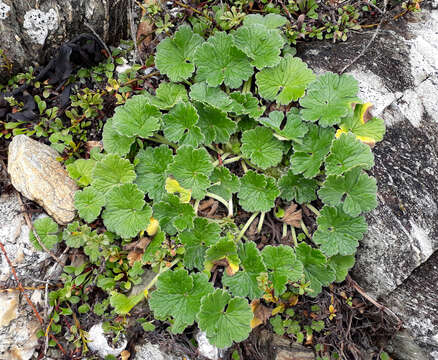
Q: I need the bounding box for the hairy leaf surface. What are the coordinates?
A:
[209,167,240,201]
[195,102,236,144]
[238,171,280,212]
[241,127,283,169]
[278,169,318,203]
[74,186,105,223]
[152,194,195,235]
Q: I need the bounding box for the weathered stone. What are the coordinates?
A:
[196,331,219,360]
[133,342,182,360]
[0,0,129,82]
[88,322,128,358]
[7,135,78,225]
[0,192,50,360]
[298,8,438,358]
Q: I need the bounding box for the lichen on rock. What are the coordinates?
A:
[23,8,58,45]
[0,1,10,20]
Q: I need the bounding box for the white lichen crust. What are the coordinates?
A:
[0,1,10,20]
[23,8,58,45]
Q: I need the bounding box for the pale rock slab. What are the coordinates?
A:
[87,322,128,358]
[7,135,78,225]
[133,342,182,360]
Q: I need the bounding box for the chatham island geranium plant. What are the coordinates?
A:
[30,13,385,350]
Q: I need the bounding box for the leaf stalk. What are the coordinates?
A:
[236,212,259,241]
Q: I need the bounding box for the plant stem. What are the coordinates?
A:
[305,203,321,217]
[144,257,180,295]
[257,212,265,233]
[241,159,248,173]
[291,226,297,246]
[242,77,252,94]
[147,134,177,149]
[228,198,233,218]
[237,212,259,241]
[300,220,310,238]
[205,192,230,215]
[194,199,200,214]
[212,152,231,167]
[221,155,241,166]
[206,144,224,155]
[282,223,288,239]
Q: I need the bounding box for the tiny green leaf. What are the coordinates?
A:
[62,221,91,248]
[295,243,335,297]
[102,184,152,239]
[256,55,315,105]
[197,289,253,348]
[168,145,214,199]
[318,167,377,216]
[163,102,204,147]
[278,170,318,204]
[135,145,173,201]
[29,217,60,251]
[291,125,335,178]
[111,95,161,138]
[74,187,105,223]
[300,73,360,127]
[232,24,285,69]
[194,32,253,88]
[152,194,195,235]
[179,217,221,270]
[262,245,303,296]
[91,154,136,195]
[222,242,266,299]
[149,270,214,333]
[312,205,367,256]
[238,171,280,212]
[241,127,284,169]
[155,25,204,82]
[209,167,240,201]
[110,292,144,315]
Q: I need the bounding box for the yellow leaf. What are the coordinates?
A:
[146,217,159,236]
[165,177,192,203]
[272,303,285,315]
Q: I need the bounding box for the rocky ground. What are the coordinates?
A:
[0,1,437,360]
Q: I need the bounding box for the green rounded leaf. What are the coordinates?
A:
[152,194,195,235]
[194,31,253,89]
[325,133,374,176]
[168,145,214,199]
[62,221,91,248]
[189,82,233,110]
[179,217,221,270]
[229,92,265,119]
[163,102,204,147]
[74,187,105,223]
[318,167,377,216]
[256,55,315,105]
[262,245,303,296]
[278,169,318,204]
[102,118,134,156]
[112,95,161,138]
[291,125,335,179]
[238,170,279,212]
[328,255,355,282]
[91,154,136,195]
[243,14,288,29]
[29,216,60,251]
[223,242,266,299]
[149,269,214,333]
[295,243,335,297]
[300,73,360,127]
[194,102,236,144]
[259,109,308,142]
[145,82,188,110]
[197,289,253,348]
[312,205,367,256]
[102,184,151,239]
[155,25,204,82]
[204,238,240,273]
[66,159,96,187]
[241,127,284,169]
[208,167,240,201]
[232,24,285,69]
[135,145,173,201]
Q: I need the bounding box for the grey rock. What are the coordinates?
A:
[196,331,219,360]
[87,322,128,358]
[8,135,78,225]
[298,8,438,358]
[0,0,129,82]
[133,342,182,360]
[257,330,315,360]
[386,330,430,360]
[0,192,50,360]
